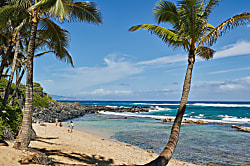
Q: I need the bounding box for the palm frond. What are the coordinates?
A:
[0,32,9,44]
[196,46,215,60]
[206,23,214,31]
[48,0,71,21]
[129,24,185,48]
[30,0,57,13]
[0,5,16,26]
[203,0,221,19]
[38,18,74,67]
[177,0,205,45]
[154,1,181,27]
[200,12,250,46]
[34,50,55,57]
[0,0,8,7]
[69,2,103,24]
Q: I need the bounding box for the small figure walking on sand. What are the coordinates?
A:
[55,118,58,126]
[70,121,74,133]
[59,122,63,127]
[67,122,70,132]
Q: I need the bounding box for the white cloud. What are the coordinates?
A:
[209,67,250,74]
[72,88,180,100]
[214,41,250,59]
[247,24,250,28]
[41,54,143,96]
[241,76,250,84]
[219,84,244,90]
[77,89,132,96]
[136,54,186,65]
[136,41,250,67]
[41,41,250,100]
[190,76,250,101]
[195,76,250,91]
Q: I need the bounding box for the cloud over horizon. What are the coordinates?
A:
[40,41,250,100]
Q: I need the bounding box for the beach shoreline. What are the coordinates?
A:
[0,123,195,166]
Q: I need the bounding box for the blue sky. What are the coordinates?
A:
[33,0,250,101]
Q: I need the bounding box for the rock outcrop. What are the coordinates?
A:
[32,102,90,123]
[232,125,250,133]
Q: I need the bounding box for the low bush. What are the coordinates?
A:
[0,98,23,139]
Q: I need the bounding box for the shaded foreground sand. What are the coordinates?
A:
[0,123,194,166]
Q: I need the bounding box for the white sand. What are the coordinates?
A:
[0,123,194,166]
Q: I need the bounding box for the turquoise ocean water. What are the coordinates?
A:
[63,101,250,165]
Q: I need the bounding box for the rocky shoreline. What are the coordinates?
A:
[32,101,153,123]
[32,101,97,123]
[32,101,250,133]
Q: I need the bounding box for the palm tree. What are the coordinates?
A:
[129,0,250,165]
[2,19,27,106]
[10,0,102,150]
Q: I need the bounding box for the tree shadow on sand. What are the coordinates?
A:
[33,147,115,166]
[36,136,59,140]
[35,137,61,145]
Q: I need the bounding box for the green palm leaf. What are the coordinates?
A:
[38,18,74,66]
[69,2,102,24]
[0,5,16,26]
[34,50,55,57]
[201,12,250,46]
[129,24,185,48]
[203,0,221,19]
[154,1,180,26]
[196,46,215,60]
[32,0,102,24]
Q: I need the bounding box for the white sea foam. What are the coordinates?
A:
[194,114,205,119]
[106,105,118,109]
[98,111,250,124]
[133,103,179,106]
[219,115,250,123]
[135,102,250,107]
[99,111,176,120]
[192,103,250,107]
[148,106,170,112]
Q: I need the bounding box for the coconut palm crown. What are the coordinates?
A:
[130,0,250,165]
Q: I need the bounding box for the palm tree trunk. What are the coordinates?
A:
[0,44,14,78]
[13,21,38,150]
[15,64,20,97]
[3,37,20,106]
[10,62,27,106]
[144,56,195,166]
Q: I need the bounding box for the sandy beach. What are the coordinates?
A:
[0,123,194,166]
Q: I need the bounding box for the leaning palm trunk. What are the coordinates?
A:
[3,36,20,106]
[0,45,14,78]
[13,21,38,149]
[145,56,194,166]
[130,1,250,165]
[10,62,27,106]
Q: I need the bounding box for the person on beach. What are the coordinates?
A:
[67,122,70,132]
[55,118,58,126]
[70,121,74,133]
[59,122,63,127]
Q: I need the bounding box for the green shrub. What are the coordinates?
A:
[0,98,23,139]
[33,92,49,107]
[33,82,41,87]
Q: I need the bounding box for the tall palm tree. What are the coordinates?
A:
[129,0,250,165]
[10,0,102,150]
[2,19,27,106]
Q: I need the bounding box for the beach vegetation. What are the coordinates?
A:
[0,97,23,140]
[129,0,250,165]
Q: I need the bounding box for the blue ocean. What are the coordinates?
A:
[62,101,250,166]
